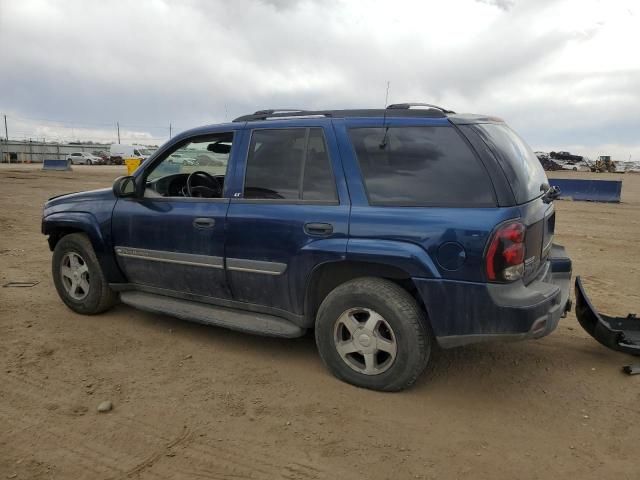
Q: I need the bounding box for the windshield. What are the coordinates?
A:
[473,123,547,204]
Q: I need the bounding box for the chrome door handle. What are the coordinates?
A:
[193,217,216,229]
[304,222,333,236]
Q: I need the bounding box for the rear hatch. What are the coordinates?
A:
[471,123,553,283]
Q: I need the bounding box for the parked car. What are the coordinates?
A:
[66,152,102,165]
[109,144,152,165]
[168,153,198,166]
[92,151,110,164]
[42,104,572,391]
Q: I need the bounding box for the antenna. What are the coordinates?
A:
[379,80,391,149]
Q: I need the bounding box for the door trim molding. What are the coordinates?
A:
[114,246,224,269]
[226,258,287,275]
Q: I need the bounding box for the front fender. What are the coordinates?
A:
[43,211,104,251]
[346,239,440,278]
[42,211,125,283]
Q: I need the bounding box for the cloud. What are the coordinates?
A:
[0,0,639,159]
[475,0,515,12]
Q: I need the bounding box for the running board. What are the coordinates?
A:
[119,291,304,338]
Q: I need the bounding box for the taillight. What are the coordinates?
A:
[485,220,526,282]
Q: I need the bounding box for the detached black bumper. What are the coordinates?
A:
[575,276,640,355]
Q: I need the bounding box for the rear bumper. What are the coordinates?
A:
[575,276,640,355]
[414,244,572,348]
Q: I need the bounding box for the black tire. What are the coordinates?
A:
[87,159,92,166]
[52,233,117,314]
[315,277,431,391]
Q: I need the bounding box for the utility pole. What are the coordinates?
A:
[1,114,6,163]
[169,122,172,139]
[116,122,121,144]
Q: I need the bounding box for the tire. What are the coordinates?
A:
[52,233,117,314]
[315,277,431,391]
[68,159,74,165]
[87,159,92,166]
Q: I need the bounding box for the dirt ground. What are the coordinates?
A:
[1,164,639,480]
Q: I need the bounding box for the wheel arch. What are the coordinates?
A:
[303,260,431,327]
[43,212,104,252]
[43,212,126,283]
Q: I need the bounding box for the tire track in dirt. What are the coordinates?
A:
[1,406,132,479]
[3,373,345,480]
[182,441,330,480]
[2,375,173,479]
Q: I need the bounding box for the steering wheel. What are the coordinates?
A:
[186,171,222,198]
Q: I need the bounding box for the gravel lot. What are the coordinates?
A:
[1,164,639,479]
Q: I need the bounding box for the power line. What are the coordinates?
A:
[1,112,186,131]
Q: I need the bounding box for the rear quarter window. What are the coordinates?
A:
[348,126,496,207]
[472,123,547,204]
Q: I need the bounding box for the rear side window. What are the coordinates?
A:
[472,123,547,204]
[244,128,337,202]
[349,126,495,206]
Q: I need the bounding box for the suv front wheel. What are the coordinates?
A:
[315,277,431,391]
[52,233,117,314]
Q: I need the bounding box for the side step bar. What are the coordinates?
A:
[120,291,305,338]
[575,276,640,355]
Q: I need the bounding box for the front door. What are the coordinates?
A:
[224,123,350,316]
[111,130,239,300]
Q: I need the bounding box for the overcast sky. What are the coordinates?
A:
[0,0,638,159]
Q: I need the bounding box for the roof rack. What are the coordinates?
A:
[233,109,331,122]
[233,106,450,122]
[253,108,306,115]
[386,103,456,114]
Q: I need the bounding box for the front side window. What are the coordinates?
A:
[142,132,233,198]
[348,126,495,207]
[243,128,337,201]
[147,133,232,182]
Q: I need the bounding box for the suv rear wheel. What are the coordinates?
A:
[52,233,117,314]
[315,277,431,391]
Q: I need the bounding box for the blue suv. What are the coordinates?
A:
[42,104,572,391]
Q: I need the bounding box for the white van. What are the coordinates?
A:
[109,144,152,165]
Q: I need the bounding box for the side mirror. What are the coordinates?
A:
[113,176,137,198]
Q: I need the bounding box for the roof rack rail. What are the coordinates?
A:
[232,107,449,122]
[253,108,308,115]
[387,103,456,114]
[233,109,332,122]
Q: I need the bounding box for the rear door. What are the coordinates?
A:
[224,121,350,318]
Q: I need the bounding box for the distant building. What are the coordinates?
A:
[0,139,111,163]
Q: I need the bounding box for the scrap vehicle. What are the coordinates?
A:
[550,150,583,162]
[535,151,563,171]
[42,104,572,391]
